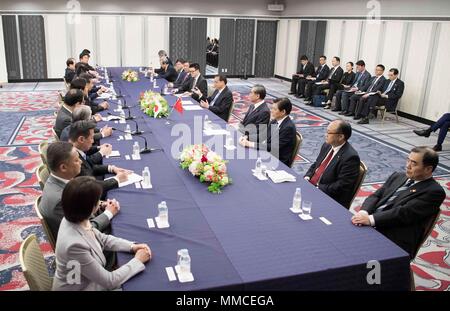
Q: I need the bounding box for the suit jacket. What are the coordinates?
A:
[173,70,188,88]
[40,175,111,241]
[327,66,344,84]
[157,65,178,82]
[297,62,315,77]
[54,106,73,138]
[60,125,102,146]
[190,75,208,102]
[361,75,386,93]
[351,70,372,90]
[305,142,360,208]
[380,78,405,111]
[315,64,330,82]
[361,172,445,258]
[64,68,76,83]
[176,74,193,92]
[239,102,271,143]
[340,71,356,86]
[52,218,145,291]
[257,117,297,167]
[205,86,233,122]
[77,152,118,193]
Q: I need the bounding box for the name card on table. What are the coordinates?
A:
[184,105,203,111]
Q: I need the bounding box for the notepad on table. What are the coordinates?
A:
[266,170,297,183]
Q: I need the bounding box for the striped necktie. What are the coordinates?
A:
[376,179,415,212]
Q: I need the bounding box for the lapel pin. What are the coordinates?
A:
[410,189,416,193]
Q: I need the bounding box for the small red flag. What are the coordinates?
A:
[174,97,183,114]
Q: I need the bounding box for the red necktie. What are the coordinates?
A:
[310,149,334,186]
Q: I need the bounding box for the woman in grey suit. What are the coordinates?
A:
[52,176,151,291]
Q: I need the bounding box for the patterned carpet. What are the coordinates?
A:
[0,81,448,290]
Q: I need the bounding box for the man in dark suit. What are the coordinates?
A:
[68,120,129,194]
[305,120,361,208]
[289,55,315,96]
[54,89,84,138]
[40,141,119,240]
[413,113,450,152]
[356,68,405,124]
[240,98,297,167]
[346,64,386,117]
[167,59,188,88]
[310,56,344,104]
[154,50,173,74]
[337,60,371,114]
[177,63,207,102]
[197,75,233,122]
[303,56,330,102]
[64,58,76,84]
[326,62,356,110]
[156,58,178,82]
[239,84,271,144]
[352,146,445,259]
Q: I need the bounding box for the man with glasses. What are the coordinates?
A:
[304,120,360,209]
[195,75,233,121]
[177,63,207,102]
[352,146,445,259]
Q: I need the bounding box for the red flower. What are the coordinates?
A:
[201,155,208,163]
[140,92,144,98]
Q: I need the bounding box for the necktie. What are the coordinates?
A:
[328,67,335,79]
[383,80,394,94]
[310,149,334,186]
[353,73,362,87]
[210,90,221,106]
[376,179,415,212]
[368,77,379,92]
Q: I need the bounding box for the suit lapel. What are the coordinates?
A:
[392,178,431,206]
[376,174,409,208]
[74,224,106,266]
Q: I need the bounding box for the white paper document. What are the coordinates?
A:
[266,170,297,183]
[183,105,203,111]
[104,115,121,121]
[181,100,195,105]
[105,150,120,158]
[106,173,143,188]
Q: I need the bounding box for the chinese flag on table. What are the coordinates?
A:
[174,97,184,114]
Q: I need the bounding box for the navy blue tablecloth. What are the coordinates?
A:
[99,67,411,290]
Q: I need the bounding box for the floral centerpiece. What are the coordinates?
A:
[180,144,231,193]
[139,91,169,118]
[121,69,139,82]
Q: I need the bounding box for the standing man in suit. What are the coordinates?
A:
[328,62,356,110]
[305,120,361,208]
[303,56,330,103]
[178,63,207,102]
[289,55,315,96]
[155,58,178,82]
[54,89,84,138]
[40,142,119,241]
[197,75,234,122]
[413,113,450,152]
[68,120,129,194]
[239,84,271,144]
[310,56,344,103]
[240,98,297,167]
[346,64,386,118]
[352,146,445,259]
[356,68,405,124]
[337,60,371,115]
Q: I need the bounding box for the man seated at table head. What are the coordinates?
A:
[40,141,119,241]
[182,63,207,102]
[239,98,297,167]
[54,89,84,138]
[52,176,151,291]
[238,84,271,143]
[304,120,360,209]
[155,57,178,82]
[196,75,233,122]
[68,120,130,194]
[352,146,445,259]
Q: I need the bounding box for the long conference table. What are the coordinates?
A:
[99,67,411,290]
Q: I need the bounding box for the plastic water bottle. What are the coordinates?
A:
[204,115,211,130]
[158,201,168,224]
[163,84,168,95]
[126,124,132,134]
[150,72,154,82]
[292,187,302,211]
[120,108,126,119]
[179,250,191,274]
[177,249,189,266]
[117,100,122,110]
[255,157,262,175]
[142,166,151,186]
[133,141,140,157]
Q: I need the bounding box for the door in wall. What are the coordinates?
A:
[254,20,278,78]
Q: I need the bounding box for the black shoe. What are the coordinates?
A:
[299,95,305,98]
[413,129,431,137]
[357,118,369,124]
[368,112,376,119]
[353,115,362,120]
[294,95,301,98]
[433,144,442,152]
[331,108,341,112]
[338,111,347,115]
[344,112,354,117]
[288,92,295,95]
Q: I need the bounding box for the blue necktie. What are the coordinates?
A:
[376,179,415,212]
[210,91,221,106]
[384,80,394,94]
[353,73,362,87]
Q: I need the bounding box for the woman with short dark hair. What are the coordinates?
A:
[52,176,151,291]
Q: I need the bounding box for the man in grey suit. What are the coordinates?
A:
[40,141,120,241]
[54,89,84,138]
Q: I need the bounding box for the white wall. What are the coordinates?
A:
[274,19,300,78]
[207,17,220,40]
[44,14,69,79]
[0,16,8,83]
